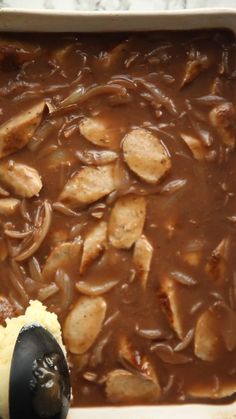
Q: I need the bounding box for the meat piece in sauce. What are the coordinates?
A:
[0,38,40,69]
[108,195,146,249]
[187,378,236,400]
[42,238,82,281]
[181,48,210,88]
[123,128,171,184]
[158,276,185,339]
[194,309,222,362]
[118,335,160,387]
[63,296,107,354]
[79,117,118,149]
[59,164,116,208]
[205,238,229,285]
[99,39,130,69]
[194,302,236,362]
[133,234,153,289]
[0,101,47,158]
[80,221,107,274]
[180,133,206,160]
[105,369,160,403]
[209,102,236,148]
[0,198,20,216]
[0,295,16,325]
[0,161,42,198]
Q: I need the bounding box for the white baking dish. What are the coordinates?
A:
[0,6,236,419]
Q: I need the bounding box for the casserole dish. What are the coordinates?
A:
[0,7,236,419]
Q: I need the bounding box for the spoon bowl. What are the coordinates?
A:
[9,323,71,419]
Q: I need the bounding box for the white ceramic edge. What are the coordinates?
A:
[1,7,236,419]
[0,7,236,32]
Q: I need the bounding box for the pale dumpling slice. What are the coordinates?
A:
[123,128,171,184]
[59,164,116,208]
[63,296,107,354]
[79,117,118,149]
[0,101,46,158]
[0,161,42,198]
[108,195,146,249]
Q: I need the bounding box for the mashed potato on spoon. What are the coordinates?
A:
[0,300,66,419]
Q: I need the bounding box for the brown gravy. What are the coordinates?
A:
[0,30,236,406]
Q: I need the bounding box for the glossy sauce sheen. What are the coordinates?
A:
[0,30,236,406]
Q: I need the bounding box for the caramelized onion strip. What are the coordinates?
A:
[14,201,52,261]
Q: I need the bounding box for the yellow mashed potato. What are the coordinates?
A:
[0,300,65,419]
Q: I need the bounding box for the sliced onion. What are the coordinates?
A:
[190,301,203,314]
[190,119,213,147]
[37,283,59,301]
[28,256,42,282]
[14,201,52,261]
[89,332,112,367]
[135,78,178,116]
[104,310,120,327]
[170,270,198,286]
[135,325,165,340]
[193,95,225,106]
[146,43,173,57]
[52,202,81,217]
[109,76,137,90]
[10,259,27,282]
[28,119,61,152]
[4,228,33,239]
[76,150,118,166]
[183,239,205,252]
[147,124,176,141]
[61,83,127,107]
[8,269,29,303]
[20,199,31,222]
[83,372,98,382]
[161,179,187,194]
[174,328,194,352]
[55,269,73,311]
[76,280,118,296]
[37,144,58,159]
[151,343,192,364]
[0,80,41,97]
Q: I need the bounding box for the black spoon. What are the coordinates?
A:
[9,324,71,419]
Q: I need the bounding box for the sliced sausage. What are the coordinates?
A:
[63,296,107,354]
[123,128,171,184]
[133,234,153,288]
[0,161,42,198]
[0,101,46,158]
[209,102,236,148]
[79,117,117,149]
[106,369,160,403]
[80,221,107,274]
[42,238,82,281]
[109,195,146,249]
[0,198,20,216]
[59,164,116,208]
